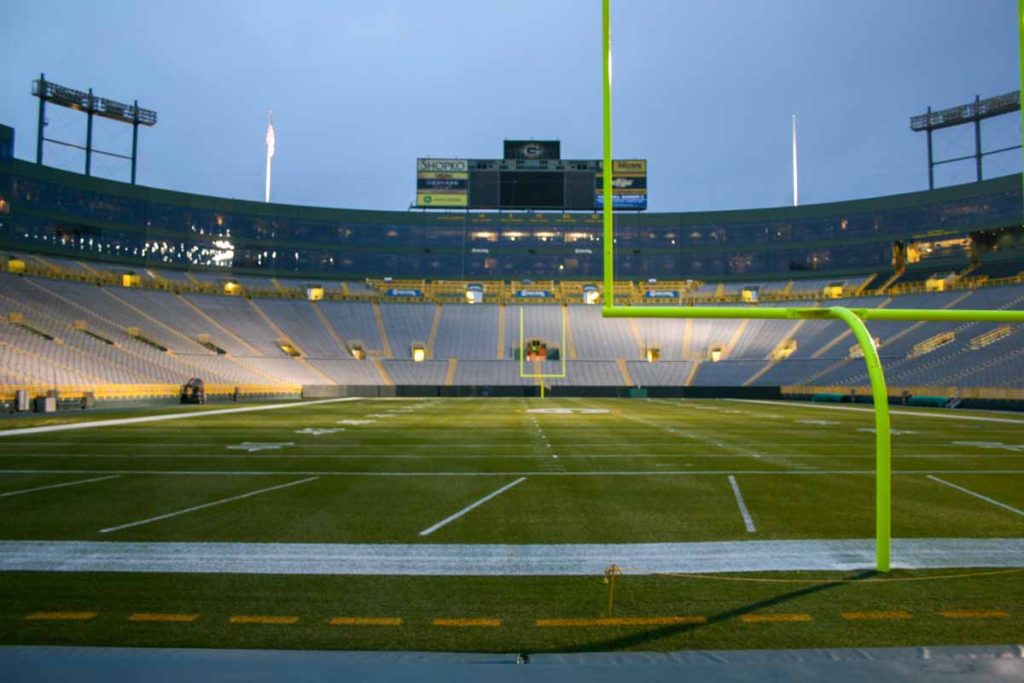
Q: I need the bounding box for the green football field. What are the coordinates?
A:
[0,397,1021,652]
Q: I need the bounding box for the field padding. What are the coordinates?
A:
[1,539,1022,575]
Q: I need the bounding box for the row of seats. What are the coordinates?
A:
[1,271,1022,388]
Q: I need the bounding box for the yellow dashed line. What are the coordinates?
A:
[939,609,1010,619]
[841,611,913,621]
[432,618,501,627]
[329,617,403,626]
[129,613,198,623]
[229,615,299,625]
[25,611,97,621]
[740,613,813,623]
[537,616,706,627]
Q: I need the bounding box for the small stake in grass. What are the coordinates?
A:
[604,564,623,617]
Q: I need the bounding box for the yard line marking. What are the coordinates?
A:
[99,477,319,534]
[432,618,501,627]
[329,617,402,626]
[740,613,813,623]
[128,613,198,623]
[4,538,1023,575]
[0,398,362,438]
[229,615,299,625]
[729,399,1024,425]
[418,477,527,537]
[9,450,1024,461]
[938,609,1010,619]
[927,476,1024,517]
[0,474,120,498]
[6,468,1024,478]
[537,616,706,627]
[841,611,912,621]
[25,611,97,621]
[12,450,1024,462]
[727,475,756,533]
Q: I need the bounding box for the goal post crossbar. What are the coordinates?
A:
[518,305,567,380]
[599,0,1024,572]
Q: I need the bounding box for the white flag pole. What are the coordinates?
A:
[265,110,275,203]
[792,114,799,207]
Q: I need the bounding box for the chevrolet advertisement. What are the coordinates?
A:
[595,160,648,210]
[416,159,469,207]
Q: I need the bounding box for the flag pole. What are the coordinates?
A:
[792,114,799,207]
[265,110,275,203]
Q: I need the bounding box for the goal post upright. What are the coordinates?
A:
[519,306,567,398]
[600,0,1024,573]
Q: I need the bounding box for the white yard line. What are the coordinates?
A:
[0,475,120,499]
[2,538,1022,575]
[418,477,527,536]
[99,477,319,534]
[528,414,557,458]
[729,399,1024,425]
[2,468,1024,478]
[7,468,1024,478]
[927,475,1024,517]
[0,398,362,438]
[727,475,757,533]
[3,451,1021,460]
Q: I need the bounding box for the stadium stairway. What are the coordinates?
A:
[309,302,352,356]
[495,305,506,359]
[179,295,263,356]
[372,303,394,358]
[247,298,336,385]
[426,304,443,358]
[616,358,634,386]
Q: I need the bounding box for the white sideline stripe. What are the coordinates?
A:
[730,399,1024,425]
[99,477,319,534]
[1,538,1022,575]
[0,475,120,499]
[927,475,1024,517]
[0,398,362,438]
[3,451,1023,461]
[727,475,756,533]
[419,477,527,536]
[3,468,1024,477]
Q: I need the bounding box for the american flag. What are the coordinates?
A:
[265,111,275,159]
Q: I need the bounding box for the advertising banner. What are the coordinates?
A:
[417,159,469,207]
[595,193,648,210]
[595,159,648,210]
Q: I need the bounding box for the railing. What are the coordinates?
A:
[0,383,300,401]
[4,253,1024,306]
[783,384,1024,402]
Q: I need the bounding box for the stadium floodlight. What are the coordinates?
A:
[910,90,1021,189]
[599,0,1024,573]
[32,74,157,184]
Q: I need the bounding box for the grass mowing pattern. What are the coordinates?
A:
[0,397,1021,651]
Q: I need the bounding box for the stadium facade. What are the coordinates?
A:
[1,124,1021,283]
[2,122,1024,404]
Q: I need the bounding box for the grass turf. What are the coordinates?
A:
[0,397,1021,651]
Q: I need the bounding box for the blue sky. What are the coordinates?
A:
[0,0,1019,212]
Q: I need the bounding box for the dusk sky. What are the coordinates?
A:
[1,0,1019,212]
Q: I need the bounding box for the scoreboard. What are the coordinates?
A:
[416,140,646,211]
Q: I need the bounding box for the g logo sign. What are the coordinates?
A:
[522,143,544,159]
